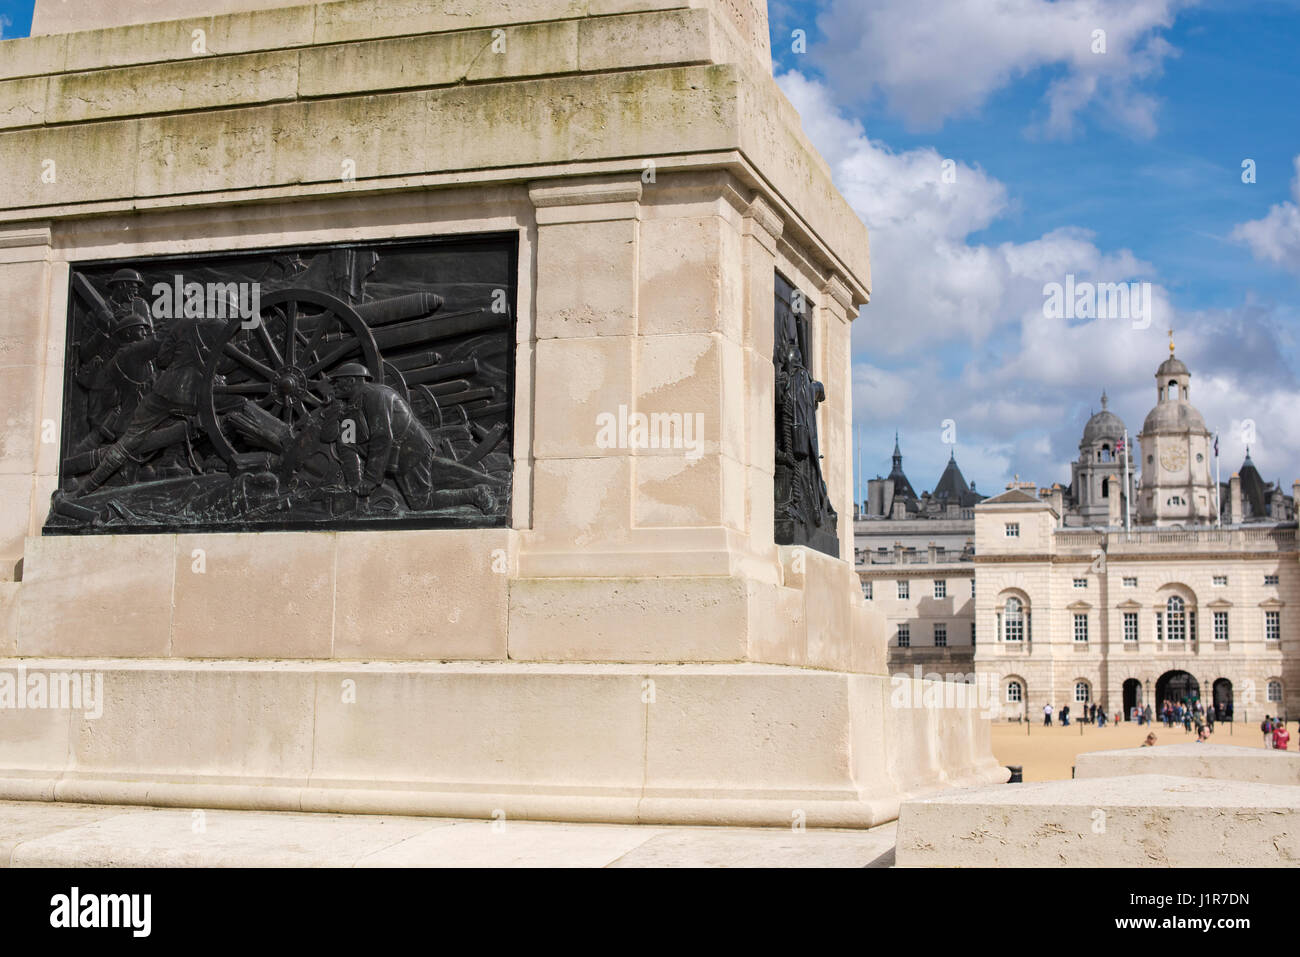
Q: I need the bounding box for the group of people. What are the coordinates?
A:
[1041,702,1123,727]
[1262,715,1292,750]
[1157,699,1216,735]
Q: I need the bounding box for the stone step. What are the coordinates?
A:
[896,774,1300,867]
[1075,742,1300,786]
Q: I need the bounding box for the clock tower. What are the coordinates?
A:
[1136,334,1216,525]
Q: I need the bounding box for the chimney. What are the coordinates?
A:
[1229,473,1242,525]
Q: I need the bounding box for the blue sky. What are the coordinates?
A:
[767,0,1300,501]
[3,0,1299,500]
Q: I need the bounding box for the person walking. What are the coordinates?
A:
[1273,721,1291,751]
[1043,703,1053,727]
[1263,715,1274,748]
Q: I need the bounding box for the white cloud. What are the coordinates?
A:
[1231,155,1300,273]
[808,0,1184,138]
[779,72,1300,492]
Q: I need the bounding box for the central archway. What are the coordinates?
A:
[1122,678,1143,719]
[1156,670,1200,707]
[1213,678,1233,721]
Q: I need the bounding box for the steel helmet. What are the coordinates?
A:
[332,362,372,379]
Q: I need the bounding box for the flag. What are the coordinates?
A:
[1115,436,1125,454]
[1214,434,1219,457]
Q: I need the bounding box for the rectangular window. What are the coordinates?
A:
[933,580,947,599]
[897,624,910,648]
[1073,578,1087,589]
[1005,523,1020,538]
[1123,612,1138,642]
[861,580,872,600]
[897,580,909,600]
[934,624,947,647]
[1212,575,1227,587]
[1214,611,1229,642]
[970,579,977,598]
[971,621,977,645]
[1122,577,1137,588]
[1073,614,1088,642]
[1266,611,1280,641]
[1189,610,1197,642]
[1265,574,1279,586]
[1155,611,1163,641]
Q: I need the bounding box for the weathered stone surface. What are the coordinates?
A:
[332,529,510,660]
[1076,742,1300,786]
[507,576,751,661]
[0,799,900,867]
[897,774,1300,867]
[0,662,1005,828]
[45,51,299,126]
[170,533,335,658]
[16,535,175,657]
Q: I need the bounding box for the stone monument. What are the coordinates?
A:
[0,0,1005,827]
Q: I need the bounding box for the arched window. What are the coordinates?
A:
[1004,597,1025,642]
[1101,477,1110,499]
[1268,680,1283,703]
[1167,381,1179,400]
[1166,596,1186,641]
[1007,680,1023,703]
[1101,445,1112,462]
[1075,681,1090,703]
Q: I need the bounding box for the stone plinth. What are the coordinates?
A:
[0,0,1002,827]
[0,660,1005,827]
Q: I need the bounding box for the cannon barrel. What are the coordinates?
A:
[402,359,479,386]
[351,292,444,326]
[370,309,501,350]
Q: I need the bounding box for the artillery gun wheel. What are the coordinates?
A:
[201,288,383,471]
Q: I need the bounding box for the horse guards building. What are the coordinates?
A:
[857,339,1299,724]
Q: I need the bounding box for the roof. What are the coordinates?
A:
[887,433,918,500]
[1142,400,1207,435]
[977,488,1044,506]
[1157,355,1189,378]
[1238,451,1268,517]
[1081,393,1125,446]
[931,452,984,507]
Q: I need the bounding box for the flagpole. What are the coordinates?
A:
[1123,429,1131,537]
[855,424,861,515]
[1215,431,1221,527]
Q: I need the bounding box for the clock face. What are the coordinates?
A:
[1159,446,1188,472]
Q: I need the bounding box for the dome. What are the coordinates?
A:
[1157,355,1189,378]
[1080,391,1125,446]
[1082,409,1125,446]
[1142,400,1207,435]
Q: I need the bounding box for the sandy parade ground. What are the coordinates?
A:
[991,718,1289,781]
